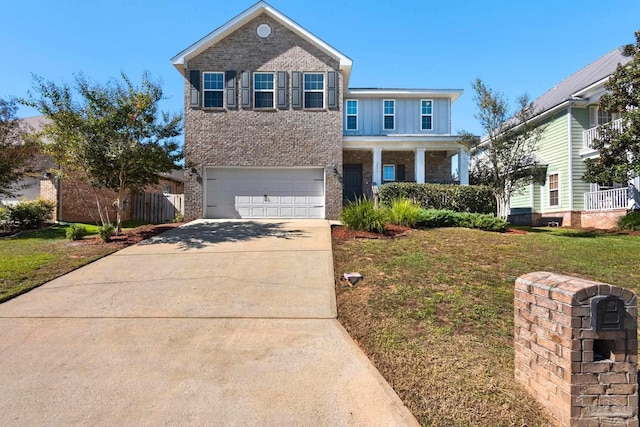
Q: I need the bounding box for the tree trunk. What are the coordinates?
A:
[495,184,512,221]
[116,187,126,234]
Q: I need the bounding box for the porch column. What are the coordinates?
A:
[415,148,426,183]
[372,147,382,186]
[458,148,469,185]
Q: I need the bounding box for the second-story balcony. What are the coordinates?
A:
[583,118,624,149]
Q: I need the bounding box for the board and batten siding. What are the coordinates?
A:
[344,98,450,135]
[570,107,590,210]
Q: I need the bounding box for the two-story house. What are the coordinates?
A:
[171,1,468,220]
[509,47,639,229]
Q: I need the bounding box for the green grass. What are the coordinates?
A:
[0,224,120,302]
[333,227,640,426]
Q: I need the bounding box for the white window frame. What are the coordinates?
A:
[253,72,275,109]
[303,73,324,109]
[383,99,395,131]
[548,172,560,207]
[383,164,396,182]
[202,71,224,108]
[421,99,433,130]
[346,99,358,130]
[162,183,171,194]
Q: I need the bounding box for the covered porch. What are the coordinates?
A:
[342,137,469,201]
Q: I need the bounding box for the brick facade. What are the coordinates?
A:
[183,15,343,220]
[515,272,638,426]
[509,209,627,230]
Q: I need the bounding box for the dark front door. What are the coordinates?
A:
[343,164,363,202]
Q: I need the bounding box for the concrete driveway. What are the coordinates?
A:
[0,220,418,426]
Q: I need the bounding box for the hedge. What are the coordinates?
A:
[378,183,496,214]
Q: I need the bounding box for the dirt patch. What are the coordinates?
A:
[504,228,527,235]
[331,224,411,240]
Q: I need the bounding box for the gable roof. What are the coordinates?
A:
[532,47,631,115]
[171,1,352,86]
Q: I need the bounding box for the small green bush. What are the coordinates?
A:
[341,198,387,234]
[379,182,496,214]
[98,224,116,242]
[2,199,55,230]
[387,198,422,227]
[416,209,461,228]
[618,211,640,231]
[173,212,185,223]
[417,209,507,232]
[66,224,88,241]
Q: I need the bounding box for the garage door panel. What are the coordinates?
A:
[207,168,324,219]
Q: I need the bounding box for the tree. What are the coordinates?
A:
[24,72,183,232]
[459,79,545,220]
[584,31,640,187]
[0,97,38,197]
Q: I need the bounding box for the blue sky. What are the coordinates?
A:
[2,0,639,137]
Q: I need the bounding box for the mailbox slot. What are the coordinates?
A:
[591,296,625,332]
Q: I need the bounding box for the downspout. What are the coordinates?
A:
[567,107,574,212]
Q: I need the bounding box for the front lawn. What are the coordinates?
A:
[332,226,640,426]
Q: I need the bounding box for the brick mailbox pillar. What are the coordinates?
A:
[514,272,638,426]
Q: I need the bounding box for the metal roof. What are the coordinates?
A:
[532,47,631,114]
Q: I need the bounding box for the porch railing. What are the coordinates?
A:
[583,187,628,211]
[583,118,624,149]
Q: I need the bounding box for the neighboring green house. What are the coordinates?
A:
[509,47,638,229]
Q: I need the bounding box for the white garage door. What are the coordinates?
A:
[205,167,325,218]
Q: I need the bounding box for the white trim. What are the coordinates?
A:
[420,99,433,130]
[303,72,325,109]
[547,171,560,208]
[253,71,275,109]
[202,71,224,108]
[171,2,352,87]
[345,99,358,131]
[383,164,396,182]
[383,99,395,131]
[529,179,535,211]
[567,107,573,211]
[347,88,463,103]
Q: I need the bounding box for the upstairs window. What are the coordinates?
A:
[421,100,433,130]
[254,72,275,108]
[346,100,358,130]
[304,73,324,108]
[203,72,224,108]
[548,173,559,206]
[383,100,395,130]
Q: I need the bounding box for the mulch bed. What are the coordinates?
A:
[80,223,182,246]
[331,224,412,240]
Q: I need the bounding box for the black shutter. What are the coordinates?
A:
[241,71,251,108]
[226,71,237,108]
[397,165,406,182]
[291,71,302,109]
[277,71,287,109]
[327,71,338,109]
[189,70,200,108]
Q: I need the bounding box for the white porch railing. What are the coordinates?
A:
[583,118,624,149]
[583,187,628,211]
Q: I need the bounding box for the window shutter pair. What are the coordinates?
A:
[188,70,237,108]
[291,71,338,109]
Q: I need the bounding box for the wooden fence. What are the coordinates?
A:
[131,192,184,223]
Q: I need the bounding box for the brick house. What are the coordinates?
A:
[172,1,468,220]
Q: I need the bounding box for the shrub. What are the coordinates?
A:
[379,183,496,214]
[387,198,422,227]
[417,209,507,232]
[98,224,116,242]
[66,224,88,240]
[173,212,184,223]
[341,198,387,234]
[618,211,640,231]
[2,199,55,230]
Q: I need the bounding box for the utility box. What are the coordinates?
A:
[514,272,638,426]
